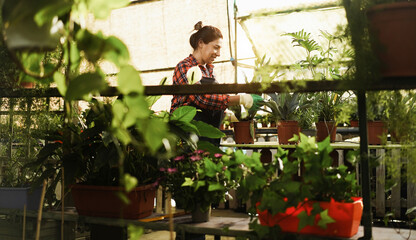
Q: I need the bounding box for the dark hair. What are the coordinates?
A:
[189,21,223,50]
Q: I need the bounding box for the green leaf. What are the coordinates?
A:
[123,173,138,193]
[406,206,416,216]
[137,118,168,153]
[204,158,219,177]
[182,177,194,187]
[124,95,151,120]
[192,120,225,138]
[87,0,130,19]
[103,36,130,67]
[171,106,197,122]
[34,1,72,26]
[118,65,143,95]
[115,191,130,205]
[66,72,106,101]
[297,210,315,231]
[208,182,224,191]
[317,209,335,229]
[128,225,144,240]
[195,180,206,191]
[53,72,66,96]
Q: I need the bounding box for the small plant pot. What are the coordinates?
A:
[350,120,359,127]
[315,121,337,142]
[367,121,387,145]
[257,197,363,238]
[277,120,300,144]
[232,121,255,144]
[70,183,156,219]
[0,187,42,210]
[191,204,211,223]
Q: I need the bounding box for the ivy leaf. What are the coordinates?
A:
[123,173,138,193]
[204,158,219,177]
[208,182,224,191]
[317,209,335,229]
[195,180,205,191]
[297,210,315,231]
[181,177,194,187]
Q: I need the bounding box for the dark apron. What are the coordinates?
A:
[191,77,224,147]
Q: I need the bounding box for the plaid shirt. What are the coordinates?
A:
[170,54,230,112]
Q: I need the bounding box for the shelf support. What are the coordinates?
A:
[357,90,372,239]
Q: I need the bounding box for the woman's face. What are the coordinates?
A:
[198,38,222,64]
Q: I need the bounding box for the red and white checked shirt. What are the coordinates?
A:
[170,54,230,112]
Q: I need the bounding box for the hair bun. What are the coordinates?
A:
[194,21,203,31]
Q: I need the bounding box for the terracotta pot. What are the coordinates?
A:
[315,121,337,142]
[257,197,363,238]
[232,121,255,144]
[350,120,359,127]
[277,120,300,144]
[70,183,156,219]
[367,121,387,145]
[367,2,416,77]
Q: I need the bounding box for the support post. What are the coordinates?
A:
[357,91,372,239]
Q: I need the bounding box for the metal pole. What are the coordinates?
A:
[357,90,372,239]
[233,0,238,84]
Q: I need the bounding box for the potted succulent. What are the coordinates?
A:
[159,149,238,223]
[263,93,307,144]
[235,133,362,239]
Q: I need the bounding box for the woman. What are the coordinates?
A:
[171,21,262,146]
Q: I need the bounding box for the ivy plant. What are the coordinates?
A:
[235,133,359,238]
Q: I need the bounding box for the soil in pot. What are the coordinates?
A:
[232,121,255,144]
[277,120,300,144]
[315,121,337,143]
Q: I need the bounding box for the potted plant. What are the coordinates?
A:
[235,133,362,239]
[29,102,225,219]
[263,93,307,144]
[283,30,353,142]
[229,103,261,144]
[366,91,388,145]
[0,157,42,211]
[159,149,238,223]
